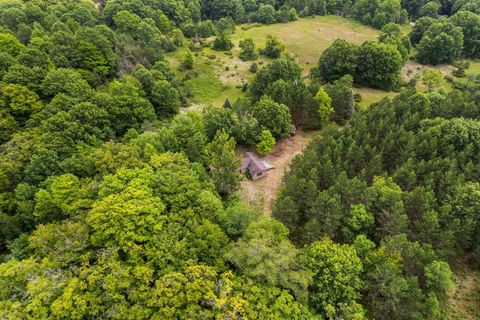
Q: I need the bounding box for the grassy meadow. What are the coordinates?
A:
[166,16,480,110]
[166,16,381,107]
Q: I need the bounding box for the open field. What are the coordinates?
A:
[233,16,379,69]
[166,16,380,106]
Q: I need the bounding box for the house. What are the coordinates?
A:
[240,152,275,180]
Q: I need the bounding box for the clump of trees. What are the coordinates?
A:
[410,10,480,64]
[314,25,407,91]
[274,87,480,318]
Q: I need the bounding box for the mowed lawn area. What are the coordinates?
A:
[166,16,380,106]
[233,16,378,69]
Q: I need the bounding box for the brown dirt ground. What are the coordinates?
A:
[238,130,318,215]
[445,262,480,320]
[402,60,455,82]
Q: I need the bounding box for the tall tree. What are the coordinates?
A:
[206,130,242,197]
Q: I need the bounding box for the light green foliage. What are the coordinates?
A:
[362,246,424,319]
[239,38,258,61]
[29,221,90,266]
[0,83,43,141]
[2,0,480,318]
[0,32,25,56]
[87,187,166,251]
[315,87,333,124]
[256,129,276,156]
[252,96,292,139]
[33,174,92,223]
[341,204,375,243]
[206,130,242,197]
[41,68,92,98]
[181,50,193,69]
[303,238,364,317]
[226,217,312,300]
[171,112,208,163]
[422,69,444,91]
[368,176,408,240]
[425,260,454,300]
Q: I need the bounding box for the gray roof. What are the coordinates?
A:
[241,152,274,174]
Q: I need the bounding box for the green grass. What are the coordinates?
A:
[233,16,379,70]
[355,87,397,110]
[167,17,480,109]
[165,47,244,106]
[167,16,380,106]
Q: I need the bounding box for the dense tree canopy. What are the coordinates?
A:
[0,0,479,318]
[274,87,480,318]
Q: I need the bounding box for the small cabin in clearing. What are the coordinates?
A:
[240,152,275,180]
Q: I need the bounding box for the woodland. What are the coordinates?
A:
[0,0,480,318]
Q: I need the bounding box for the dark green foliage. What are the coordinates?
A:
[450,11,480,58]
[419,1,440,18]
[252,95,292,139]
[203,106,239,140]
[239,38,258,61]
[409,16,435,45]
[0,0,478,318]
[248,57,302,99]
[258,4,276,24]
[417,20,464,64]
[378,23,412,63]
[274,88,480,317]
[317,39,359,82]
[259,35,285,58]
[212,33,234,51]
[357,41,402,90]
[151,80,181,117]
[353,0,406,29]
[324,75,355,124]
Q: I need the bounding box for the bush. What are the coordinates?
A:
[212,34,233,51]
[259,35,285,58]
[250,63,258,73]
[452,68,466,78]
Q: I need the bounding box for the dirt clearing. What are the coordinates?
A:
[239,130,318,215]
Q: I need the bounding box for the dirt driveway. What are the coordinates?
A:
[239,130,317,215]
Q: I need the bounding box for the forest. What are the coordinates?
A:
[0,0,480,318]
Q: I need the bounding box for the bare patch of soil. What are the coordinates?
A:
[239,130,318,215]
[446,263,480,320]
[217,56,252,87]
[402,60,455,82]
